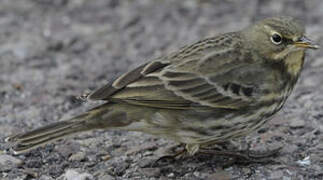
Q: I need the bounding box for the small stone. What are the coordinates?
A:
[167,172,175,177]
[289,118,305,128]
[282,176,292,180]
[137,157,155,168]
[208,169,231,180]
[193,171,201,177]
[100,154,111,161]
[269,170,284,179]
[0,154,23,171]
[296,156,311,166]
[140,168,161,177]
[39,175,55,180]
[97,174,114,180]
[55,142,80,158]
[241,167,252,175]
[59,169,94,180]
[69,152,86,161]
[113,162,130,176]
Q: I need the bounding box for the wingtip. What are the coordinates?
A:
[10,147,29,155]
[5,135,18,143]
[10,148,20,155]
[5,136,11,143]
[6,143,39,155]
[3,136,23,155]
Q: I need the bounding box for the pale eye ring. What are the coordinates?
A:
[270,33,282,45]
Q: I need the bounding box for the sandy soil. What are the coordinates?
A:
[0,0,322,179]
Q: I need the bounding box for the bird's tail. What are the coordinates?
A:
[6,103,130,154]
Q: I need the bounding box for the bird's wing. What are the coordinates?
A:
[89,37,274,110]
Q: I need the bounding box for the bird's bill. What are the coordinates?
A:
[294,36,320,49]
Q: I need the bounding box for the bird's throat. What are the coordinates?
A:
[283,50,305,78]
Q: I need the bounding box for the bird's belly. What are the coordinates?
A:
[176,102,288,144]
[123,96,289,145]
[194,96,290,145]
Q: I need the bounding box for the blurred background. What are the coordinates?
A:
[0,0,322,179]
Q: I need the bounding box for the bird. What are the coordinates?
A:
[6,16,319,156]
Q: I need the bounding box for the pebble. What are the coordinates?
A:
[55,142,80,158]
[137,157,154,168]
[58,169,94,180]
[193,171,201,177]
[282,176,292,180]
[97,174,115,180]
[39,175,55,180]
[297,156,311,166]
[289,118,306,128]
[0,154,23,171]
[140,167,161,177]
[208,169,231,180]
[167,172,175,177]
[69,152,86,161]
[269,170,284,179]
[112,161,130,176]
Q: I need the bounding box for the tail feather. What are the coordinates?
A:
[10,123,87,154]
[5,104,110,154]
[6,117,90,154]
[10,120,79,142]
[6,102,140,154]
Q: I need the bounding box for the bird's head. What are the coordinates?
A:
[243,16,319,61]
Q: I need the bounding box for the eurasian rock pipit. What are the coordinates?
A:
[7,16,319,158]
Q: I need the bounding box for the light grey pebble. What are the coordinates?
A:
[97,174,115,180]
[39,175,55,180]
[139,167,161,177]
[137,157,154,168]
[269,170,284,179]
[167,172,175,177]
[0,154,23,171]
[282,176,292,180]
[69,151,86,161]
[289,118,306,128]
[58,169,94,180]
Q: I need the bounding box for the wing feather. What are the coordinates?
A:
[88,61,169,100]
[88,34,271,110]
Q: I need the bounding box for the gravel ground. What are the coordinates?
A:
[0,0,322,179]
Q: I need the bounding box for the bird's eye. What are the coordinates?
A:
[270,33,282,45]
